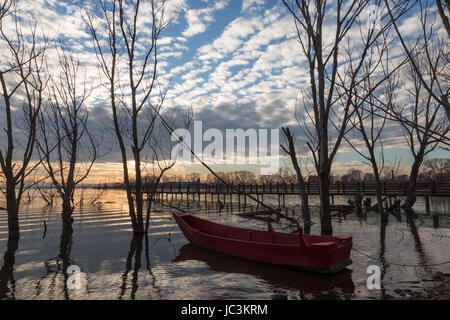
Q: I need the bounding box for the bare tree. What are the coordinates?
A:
[36,44,102,233]
[396,61,449,214]
[378,0,450,214]
[347,101,388,215]
[344,39,399,217]
[385,0,450,122]
[0,4,50,239]
[282,0,411,235]
[83,0,172,234]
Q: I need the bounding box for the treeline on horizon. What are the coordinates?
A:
[97,157,449,187]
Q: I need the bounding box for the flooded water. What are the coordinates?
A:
[0,189,449,300]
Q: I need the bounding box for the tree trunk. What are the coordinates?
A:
[404,158,422,215]
[134,165,143,231]
[318,170,333,235]
[300,186,311,235]
[61,196,74,234]
[317,95,333,235]
[6,184,19,240]
[297,173,311,234]
[134,159,144,234]
[318,114,333,235]
[372,161,387,221]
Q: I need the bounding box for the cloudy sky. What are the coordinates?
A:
[1,0,449,183]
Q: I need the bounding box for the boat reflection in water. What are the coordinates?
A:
[173,243,355,300]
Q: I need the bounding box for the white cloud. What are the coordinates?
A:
[241,0,265,13]
[182,0,229,38]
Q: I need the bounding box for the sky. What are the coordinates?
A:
[0,0,449,183]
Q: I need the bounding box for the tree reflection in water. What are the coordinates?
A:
[119,234,162,300]
[406,214,433,275]
[119,234,143,300]
[379,213,388,298]
[33,228,74,300]
[0,239,19,300]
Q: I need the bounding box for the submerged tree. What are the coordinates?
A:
[83,0,173,234]
[396,62,449,215]
[344,38,401,218]
[381,0,450,214]
[0,2,50,239]
[282,0,412,235]
[36,45,102,233]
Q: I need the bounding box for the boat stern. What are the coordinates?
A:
[301,235,353,273]
[326,236,353,273]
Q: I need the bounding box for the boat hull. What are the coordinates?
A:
[173,211,352,274]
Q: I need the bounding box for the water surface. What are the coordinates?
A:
[0,190,449,300]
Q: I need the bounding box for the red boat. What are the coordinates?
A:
[173,211,353,274]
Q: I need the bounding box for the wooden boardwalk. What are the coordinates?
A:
[132,181,450,214]
[142,181,450,198]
